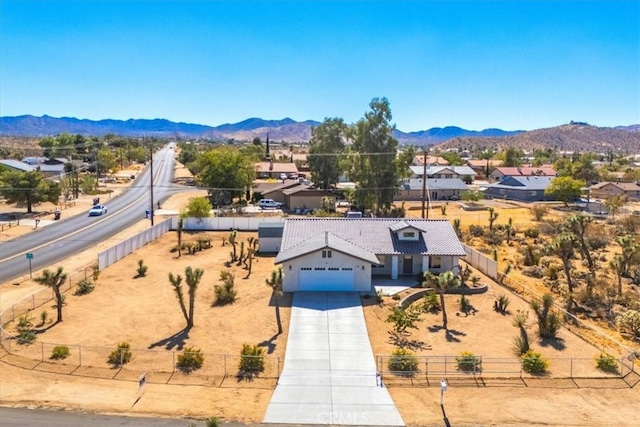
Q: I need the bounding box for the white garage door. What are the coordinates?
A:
[299,267,355,291]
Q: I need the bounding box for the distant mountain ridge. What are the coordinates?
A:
[0,114,521,144]
[0,115,638,151]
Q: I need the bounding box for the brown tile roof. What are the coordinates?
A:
[255,161,299,174]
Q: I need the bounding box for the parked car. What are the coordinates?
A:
[288,172,298,179]
[258,199,282,210]
[279,173,288,180]
[89,204,108,216]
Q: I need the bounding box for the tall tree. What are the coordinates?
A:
[265,268,284,334]
[194,147,255,206]
[307,118,347,189]
[34,266,67,323]
[0,170,61,213]
[544,176,585,205]
[564,214,596,279]
[348,98,399,213]
[501,147,524,167]
[548,232,577,311]
[185,267,203,328]
[423,271,460,330]
[185,197,212,219]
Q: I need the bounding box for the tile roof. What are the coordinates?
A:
[275,231,379,264]
[279,218,466,257]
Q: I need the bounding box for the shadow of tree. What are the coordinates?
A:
[539,336,566,351]
[258,333,280,355]
[427,325,466,343]
[387,331,431,351]
[148,326,191,351]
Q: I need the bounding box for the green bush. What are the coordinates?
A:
[107,342,132,365]
[595,353,619,374]
[616,310,640,339]
[422,291,441,313]
[16,313,36,345]
[468,224,485,237]
[494,294,511,314]
[215,276,237,305]
[238,344,265,374]
[74,278,95,296]
[206,418,220,427]
[523,228,539,238]
[521,350,548,375]
[177,346,204,373]
[388,348,418,376]
[456,351,482,373]
[51,345,70,360]
[136,259,148,277]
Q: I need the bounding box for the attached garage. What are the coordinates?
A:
[298,267,355,291]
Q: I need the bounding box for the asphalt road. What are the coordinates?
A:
[0,145,185,283]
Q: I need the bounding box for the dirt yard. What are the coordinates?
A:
[1,174,639,425]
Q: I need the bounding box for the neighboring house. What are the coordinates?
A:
[274,218,466,292]
[397,178,469,201]
[412,155,450,167]
[0,159,36,172]
[484,176,554,202]
[253,181,301,205]
[38,159,66,178]
[465,159,504,179]
[257,222,285,253]
[408,165,477,182]
[255,160,299,179]
[282,185,336,212]
[588,182,640,200]
[489,166,557,182]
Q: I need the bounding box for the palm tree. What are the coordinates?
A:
[424,271,461,330]
[266,268,284,334]
[34,266,67,323]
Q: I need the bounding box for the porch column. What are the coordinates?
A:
[422,255,430,274]
[391,255,399,280]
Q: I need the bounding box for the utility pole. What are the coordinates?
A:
[149,144,155,226]
[421,148,429,219]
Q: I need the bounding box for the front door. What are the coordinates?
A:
[403,256,413,275]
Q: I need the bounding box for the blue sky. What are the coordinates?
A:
[1,0,638,131]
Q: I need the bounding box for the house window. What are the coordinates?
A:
[403,231,415,238]
[431,256,442,269]
[529,191,537,196]
[322,250,332,258]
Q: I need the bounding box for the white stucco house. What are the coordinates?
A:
[274,218,466,292]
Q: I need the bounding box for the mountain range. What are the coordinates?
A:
[0,115,523,145]
[1,115,638,152]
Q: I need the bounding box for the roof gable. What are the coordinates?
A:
[275,231,379,264]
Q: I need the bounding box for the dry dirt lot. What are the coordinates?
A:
[1,181,639,425]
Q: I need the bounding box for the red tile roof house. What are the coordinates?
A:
[274,218,465,292]
[588,182,640,200]
[489,166,557,182]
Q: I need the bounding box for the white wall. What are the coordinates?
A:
[282,250,371,292]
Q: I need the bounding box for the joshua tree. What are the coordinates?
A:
[229,230,238,262]
[34,266,67,323]
[243,237,259,278]
[265,268,284,334]
[548,232,577,309]
[488,208,499,231]
[609,255,625,296]
[564,214,596,277]
[505,217,513,244]
[169,266,203,328]
[424,271,461,330]
[176,210,186,257]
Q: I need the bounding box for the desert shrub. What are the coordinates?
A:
[595,353,619,374]
[51,345,70,360]
[586,233,609,251]
[422,291,441,313]
[74,278,95,295]
[538,220,560,236]
[520,245,542,266]
[108,342,132,365]
[494,294,510,314]
[458,295,472,313]
[238,344,265,374]
[177,346,204,373]
[215,270,237,305]
[483,230,504,246]
[376,289,384,304]
[616,310,640,339]
[16,313,36,345]
[391,293,401,301]
[524,228,539,239]
[136,259,148,277]
[512,310,530,356]
[531,294,561,339]
[456,351,482,373]
[530,204,549,221]
[206,418,220,427]
[40,310,48,326]
[522,266,544,279]
[388,348,418,375]
[468,224,485,237]
[545,264,562,281]
[521,350,548,375]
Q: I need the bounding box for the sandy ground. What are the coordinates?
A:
[1,174,639,425]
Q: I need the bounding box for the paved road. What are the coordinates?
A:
[0,145,186,283]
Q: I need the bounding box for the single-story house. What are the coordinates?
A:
[255,160,299,179]
[489,166,557,182]
[408,165,477,182]
[0,159,36,172]
[588,182,640,200]
[466,159,504,179]
[282,185,336,212]
[397,178,469,201]
[274,218,466,292]
[483,176,554,202]
[412,155,450,167]
[253,181,301,205]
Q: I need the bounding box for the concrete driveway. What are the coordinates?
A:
[264,292,404,426]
